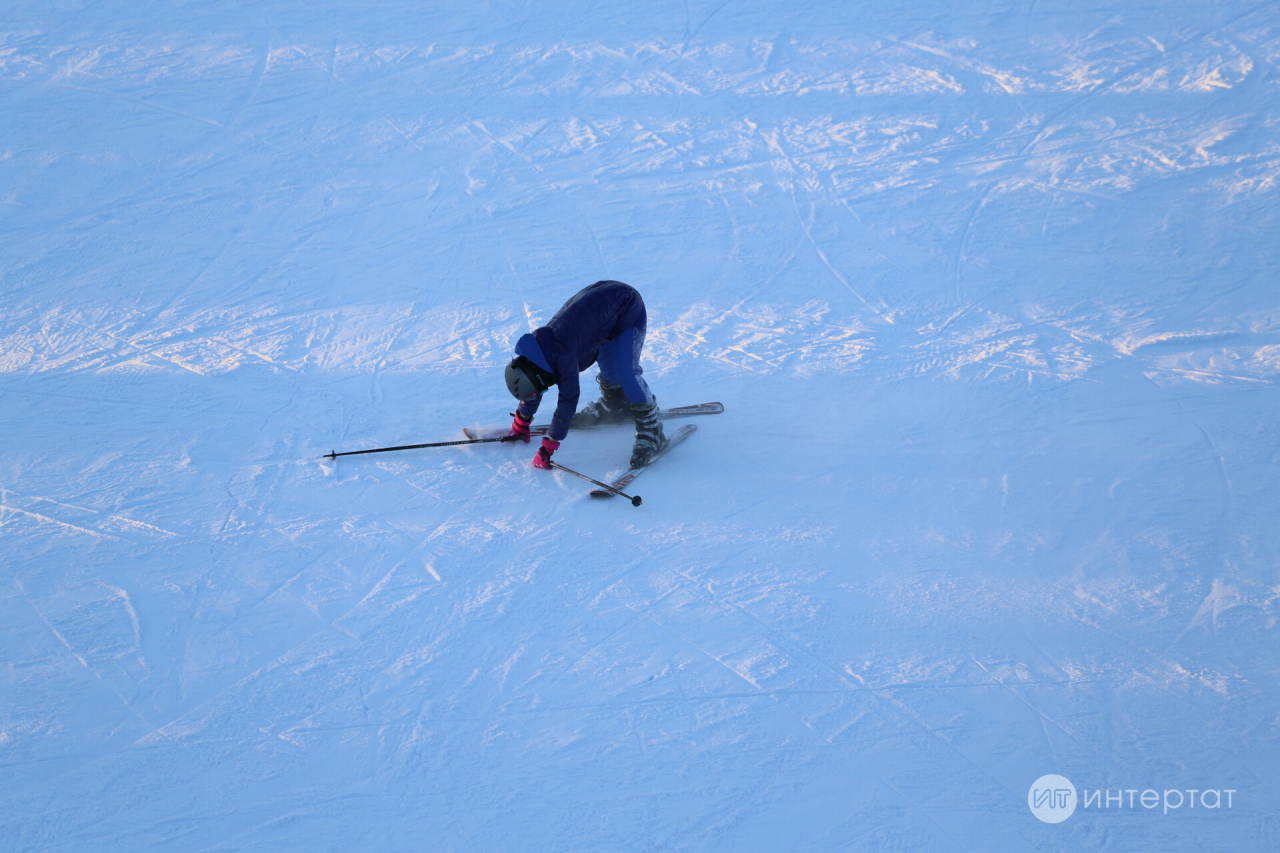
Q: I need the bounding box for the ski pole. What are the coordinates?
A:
[324,434,520,460]
[548,460,642,507]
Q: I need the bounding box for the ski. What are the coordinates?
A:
[590,424,696,498]
[463,402,722,440]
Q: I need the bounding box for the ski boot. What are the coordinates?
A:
[571,375,631,428]
[629,398,667,468]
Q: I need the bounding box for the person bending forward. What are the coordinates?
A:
[504,280,667,470]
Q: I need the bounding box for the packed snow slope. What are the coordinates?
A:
[3,1,1279,850]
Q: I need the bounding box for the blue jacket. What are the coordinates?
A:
[515,281,646,441]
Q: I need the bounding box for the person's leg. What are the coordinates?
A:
[571,332,632,427]
[595,332,621,387]
[606,321,665,466]
[604,324,653,405]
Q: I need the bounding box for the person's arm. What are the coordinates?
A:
[532,374,579,468]
[516,394,542,422]
[547,368,580,442]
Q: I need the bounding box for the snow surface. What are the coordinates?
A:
[2,1,1279,850]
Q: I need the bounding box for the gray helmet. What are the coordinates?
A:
[505,355,553,401]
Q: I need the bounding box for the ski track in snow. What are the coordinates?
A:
[2,1,1278,851]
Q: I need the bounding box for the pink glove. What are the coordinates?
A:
[532,437,560,469]
[509,411,532,443]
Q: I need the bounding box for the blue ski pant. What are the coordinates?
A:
[596,322,654,405]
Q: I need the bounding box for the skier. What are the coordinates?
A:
[504,280,666,470]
